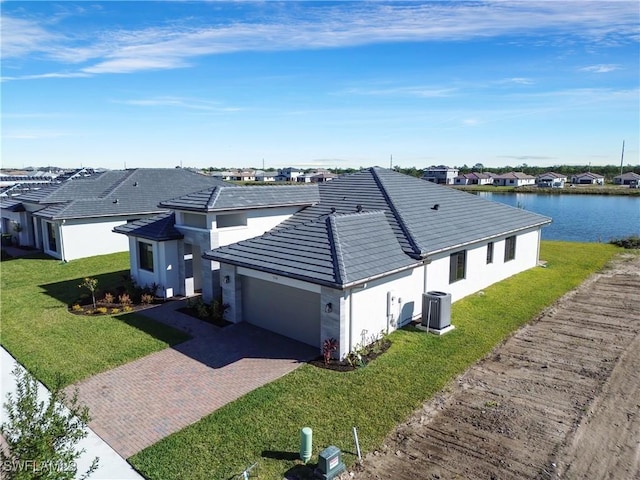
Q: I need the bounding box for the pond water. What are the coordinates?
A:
[476,192,640,242]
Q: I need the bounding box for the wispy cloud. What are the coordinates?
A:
[2,130,70,140]
[343,85,457,98]
[498,155,557,161]
[579,64,622,73]
[2,1,638,79]
[115,96,241,112]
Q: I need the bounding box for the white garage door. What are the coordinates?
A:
[241,276,321,347]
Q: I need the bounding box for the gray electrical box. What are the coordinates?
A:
[422,291,452,330]
[316,445,346,480]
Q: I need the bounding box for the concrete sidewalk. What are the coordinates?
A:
[1,347,144,480]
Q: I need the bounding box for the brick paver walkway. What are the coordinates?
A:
[67,300,317,458]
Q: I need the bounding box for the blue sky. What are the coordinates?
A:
[2,1,639,170]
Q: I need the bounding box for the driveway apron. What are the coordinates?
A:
[67,301,317,459]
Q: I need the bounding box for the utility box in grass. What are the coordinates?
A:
[316,445,346,480]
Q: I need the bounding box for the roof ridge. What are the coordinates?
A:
[326,215,346,286]
[370,168,424,258]
[206,186,224,209]
[99,170,137,198]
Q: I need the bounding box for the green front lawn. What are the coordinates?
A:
[130,241,622,479]
[0,252,190,388]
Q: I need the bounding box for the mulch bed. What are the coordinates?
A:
[308,338,392,372]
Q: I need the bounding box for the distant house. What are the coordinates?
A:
[118,168,551,358]
[0,169,228,261]
[276,167,303,182]
[493,172,537,187]
[422,165,459,185]
[536,172,567,188]
[311,172,338,183]
[254,171,277,182]
[571,172,605,185]
[453,172,494,186]
[613,172,640,186]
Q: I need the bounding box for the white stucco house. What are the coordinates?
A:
[493,172,537,187]
[571,172,605,185]
[453,172,494,185]
[422,165,459,184]
[536,172,567,188]
[0,169,227,261]
[613,172,640,186]
[118,168,551,358]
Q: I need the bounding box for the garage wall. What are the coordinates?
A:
[60,216,130,261]
[241,275,321,347]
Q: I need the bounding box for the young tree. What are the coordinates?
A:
[77,277,98,309]
[1,366,99,480]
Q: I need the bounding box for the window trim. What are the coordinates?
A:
[449,250,467,284]
[46,221,58,253]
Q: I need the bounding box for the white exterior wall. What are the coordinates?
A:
[346,266,425,351]
[128,237,180,297]
[58,217,130,261]
[214,206,301,247]
[425,228,541,302]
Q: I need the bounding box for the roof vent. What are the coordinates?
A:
[133,181,138,187]
[113,199,119,204]
[356,204,363,212]
[330,207,337,214]
[431,204,439,210]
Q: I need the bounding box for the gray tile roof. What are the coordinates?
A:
[0,197,26,212]
[207,211,415,288]
[113,212,182,241]
[15,169,228,220]
[159,184,319,212]
[205,168,551,287]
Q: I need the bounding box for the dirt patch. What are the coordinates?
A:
[349,253,640,480]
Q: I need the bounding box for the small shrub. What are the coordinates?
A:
[95,307,108,314]
[110,308,121,315]
[140,293,154,305]
[102,292,115,304]
[610,235,640,249]
[71,304,83,312]
[118,293,132,306]
[123,305,133,313]
[322,338,338,365]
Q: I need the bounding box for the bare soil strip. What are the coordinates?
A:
[352,255,640,480]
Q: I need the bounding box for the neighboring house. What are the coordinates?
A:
[254,171,277,182]
[453,172,494,185]
[493,172,536,187]
[571,172,605,185]
[275,167,303,182]
[0,169,228,261]
[311,172,338,183]
[613,172,640,186]
[114,185,319,301]
[536,172,567,188]
[422,165,459,184]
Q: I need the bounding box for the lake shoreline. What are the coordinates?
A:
[452,185,640,196]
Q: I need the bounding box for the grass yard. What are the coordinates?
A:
[130,241,622,480]
[0,252,190,388]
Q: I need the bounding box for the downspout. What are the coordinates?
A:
[59,220,67,263]
[348,288,354,354]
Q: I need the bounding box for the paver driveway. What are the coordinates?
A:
[68,301,317,458]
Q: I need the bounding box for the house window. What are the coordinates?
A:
[216,213,247,228]
[486,242,494,264]
[138,241,154,272]
[504,236,516,262]
[46,222,58,253]
[182,213,207,228]
[449,250,466,283]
